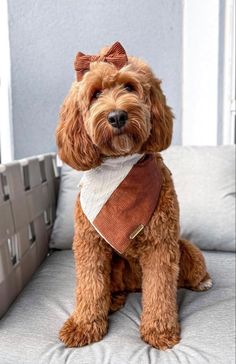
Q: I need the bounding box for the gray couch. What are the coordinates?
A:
[0,146,235,364]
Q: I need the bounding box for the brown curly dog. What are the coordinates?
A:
[56,42,212,350]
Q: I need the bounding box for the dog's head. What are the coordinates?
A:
[56,42,173,170]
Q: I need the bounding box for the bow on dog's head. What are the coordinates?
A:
[56,42,173,171]
[74,42,128,81]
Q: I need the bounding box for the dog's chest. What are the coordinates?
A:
[79,154,162,254]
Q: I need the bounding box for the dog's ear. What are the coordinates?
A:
[56,83,101,171]
[142,77,173,153]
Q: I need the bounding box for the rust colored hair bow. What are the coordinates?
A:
[74,41,128,81]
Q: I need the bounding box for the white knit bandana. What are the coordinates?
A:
[78,153,144,224]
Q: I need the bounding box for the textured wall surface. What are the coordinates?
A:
[8,0,183,159]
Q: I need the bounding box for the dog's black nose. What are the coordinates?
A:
[108,110,128,128]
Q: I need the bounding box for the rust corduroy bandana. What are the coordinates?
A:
[74,41,128,81]
[79,154,162,254]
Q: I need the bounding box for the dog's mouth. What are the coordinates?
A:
[111,126,126,135]
[86,105,151,156]
[91,121,147,156]
[108,133,138,155]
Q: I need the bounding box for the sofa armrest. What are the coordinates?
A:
[0,153,59,317]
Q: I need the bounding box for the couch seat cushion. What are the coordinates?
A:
[0,250,235,364]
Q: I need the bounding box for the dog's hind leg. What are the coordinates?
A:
[110,254,142,313]
[110,292,127,313]
[110,254,127,313]
[178,239,212,291]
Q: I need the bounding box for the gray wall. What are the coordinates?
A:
[8,0,183,159]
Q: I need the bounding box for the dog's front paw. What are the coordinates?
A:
[59,316,108,347]
[140,322,180,350]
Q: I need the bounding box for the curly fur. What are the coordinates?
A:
[56,44,211,350]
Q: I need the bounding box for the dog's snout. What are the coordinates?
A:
[108,110,128,129]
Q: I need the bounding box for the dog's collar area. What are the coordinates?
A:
[99,153,144,169]
[82,153,145,176]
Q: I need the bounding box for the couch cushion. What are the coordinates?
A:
[0,250,235,364]
[50,146,235,251]
[162,146,235,251]
[50,164,83,249]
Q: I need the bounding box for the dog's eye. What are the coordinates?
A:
[124,83,134,92]
[92,90,102,100]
